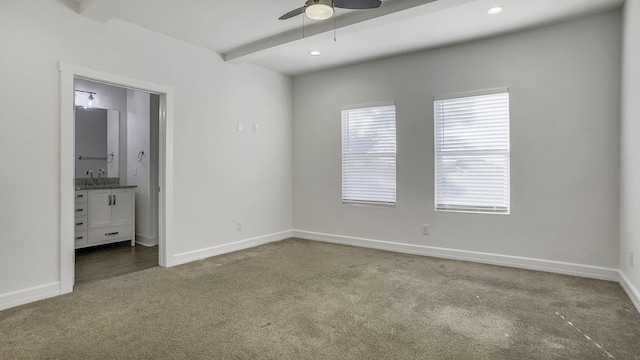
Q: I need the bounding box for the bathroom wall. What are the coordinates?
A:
[126,90,155,245]
[75,78,128,180]
[149,94,160,246]
[106,110,119,177]
[74,81,157,245]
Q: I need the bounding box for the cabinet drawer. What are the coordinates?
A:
[75,231,88,247]
[75,203,88,216]
[88,225,133,244]
[75,216,88,230]
[75,190,88,203]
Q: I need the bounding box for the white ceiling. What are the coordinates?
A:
[74,0,623,76]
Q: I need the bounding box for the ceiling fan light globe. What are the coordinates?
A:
[305,4,334,20]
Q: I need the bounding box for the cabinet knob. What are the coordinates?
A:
[75,222,84,226]
[105,232,119,236]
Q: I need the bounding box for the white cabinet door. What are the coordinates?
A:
[111,188,134,226]
[88,190,112,228]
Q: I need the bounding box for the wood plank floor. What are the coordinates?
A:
[75,241,159,285]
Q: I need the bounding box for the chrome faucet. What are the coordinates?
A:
[98,169,105,178]
[86,168,93,179]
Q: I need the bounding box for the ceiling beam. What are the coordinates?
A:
[77,0,124,22]
[223,0,475,64]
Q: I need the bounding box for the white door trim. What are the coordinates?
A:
[58,62,174,294]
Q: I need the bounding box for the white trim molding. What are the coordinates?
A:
[0,283,60,311]
[3,232,637,313]
[1,231,291,311]
[619,271,640,313]
[58,62,175,295]
[170,231,294,267]
[136,234,158,247]
[293,230,620,282]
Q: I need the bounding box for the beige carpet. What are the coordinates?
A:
[1,238,639,359]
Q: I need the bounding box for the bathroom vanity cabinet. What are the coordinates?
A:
[75,187,135,249]
[75,190,88,248]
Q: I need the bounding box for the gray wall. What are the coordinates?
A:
[292,11,621,268]
[620,1,640,301]
[0,0,292,302]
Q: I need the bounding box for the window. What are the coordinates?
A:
[434,89,510,214]
[342,103,396,207]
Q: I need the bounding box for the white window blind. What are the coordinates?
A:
[434,89,510,214]
[342,103,396,206]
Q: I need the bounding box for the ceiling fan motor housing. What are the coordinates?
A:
[305,0,333,5]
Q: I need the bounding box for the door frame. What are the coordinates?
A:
[59,62,174,294]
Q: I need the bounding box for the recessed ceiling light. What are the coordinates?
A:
[488,6,504,15]
[309,50,321,56]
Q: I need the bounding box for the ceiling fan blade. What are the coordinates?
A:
[334,0,381,9]
[279,7,305,20]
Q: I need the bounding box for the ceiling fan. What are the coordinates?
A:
[279,0,382,21]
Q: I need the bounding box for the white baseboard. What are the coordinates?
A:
[619,270,640,313]
[293,230,620,282]
[136,234,157,247]
[0,282,60,311]
[3,231,631,313]
[170,230,293,267]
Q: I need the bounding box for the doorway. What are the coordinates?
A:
[73,79,160,285]
[59,62,174,294]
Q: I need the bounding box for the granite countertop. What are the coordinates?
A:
[75,177,136,190]
[75,185,138,190]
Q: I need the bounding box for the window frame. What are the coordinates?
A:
[341,102,397,208]
[433,88,510,215]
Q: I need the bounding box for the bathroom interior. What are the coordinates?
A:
[73,78,160,284]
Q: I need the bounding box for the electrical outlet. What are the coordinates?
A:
[253,123,259,132]
[237,122,243,131]
[631,252,634,268]
[422,224,429,235]
[237,220,243,231]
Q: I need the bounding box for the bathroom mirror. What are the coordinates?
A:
[75,108,120,178]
